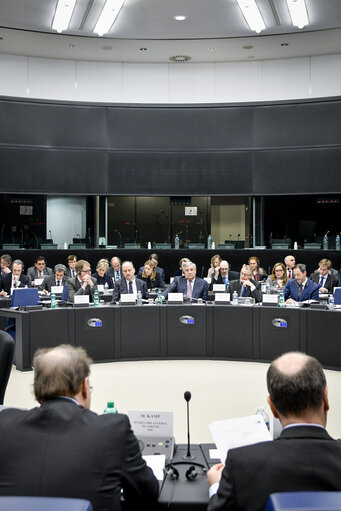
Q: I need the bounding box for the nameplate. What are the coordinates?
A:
[213,284,226,293]
[97,284,104,292]
[215,293,230,303]
[74,295,90,304]
[34,278,44,286]
[204,277,211,284]
[262,294,278,304]
[128,410,173,437]
[168,292,183,303]
[51,286,63,294]
[121,293,136,303]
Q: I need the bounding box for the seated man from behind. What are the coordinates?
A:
[207,352,341,511]
[163,261,208,301]
[284,263,319,303]
[0,345,159,511]
[67,259,97,303]
[227,265,262,303]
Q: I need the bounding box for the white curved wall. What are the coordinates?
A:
[0,52,341,103]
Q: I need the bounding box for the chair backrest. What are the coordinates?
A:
[0,330,15,405]
[0,497,93,511]
[266,492,341,511]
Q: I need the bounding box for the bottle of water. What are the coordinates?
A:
[278,289,285,308]
[329,294,335,310]
[323,234,329,250]
[232,290,238,305]
[256,406,270,431]
[207,234,213,250]
[104,282,109,291]
[266,282,271,294]
[94,289,100,306]
[157,288,163,305]
[136,290,142,306]
[103,401,118,414]
[50,292,57,309]
[174,234,180,250]
[336,234,341,251]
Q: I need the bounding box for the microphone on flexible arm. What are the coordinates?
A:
[183,391,195,460]
[200,266,205,279]
[114,229,122,247]
[48,229,52,239]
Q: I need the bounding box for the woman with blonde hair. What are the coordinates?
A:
[266,262,288,289]
[91,258,113,288]
[137,260,165,289]
[207,254,222,279]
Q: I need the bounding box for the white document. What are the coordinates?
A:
[51,285,63,294]
[143,454,166,481]
[209,414,272,463]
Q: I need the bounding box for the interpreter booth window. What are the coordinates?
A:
[107,196,136,247]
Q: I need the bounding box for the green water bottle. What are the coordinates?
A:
[103,401,118,414]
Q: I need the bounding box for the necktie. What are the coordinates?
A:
[129,281,133,294]
[57,281,60,286]
[116,271,120,280]
[223,277,226,286]
[288,269,292,279]
[73,270,76,277]
[298,284,303,299]
[241,285,246,297]
[320,276,325,287]
[187,280,192,298]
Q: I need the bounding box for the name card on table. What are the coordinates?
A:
[215,293,230,303]
[120,293,136,303]
[51,286,63,294]
[128,410,173,437]
[97,284,104,292]
[168,292,183,303]
[34,278,44,286]
[262,294,278,305]
[213,284,226,293]
[74,295,90,305]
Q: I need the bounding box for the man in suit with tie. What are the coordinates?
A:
[284,263,319,303]
[210,260,239,290]
[284,254,296,279]
[0,254,12,276]
[67,260,97,303]
[39,264,68,294]
[163,261,209,301]
[65,254,77,279]
[107,256,122,283]
[113,260,149,301]
[310,258,338,294]
[0,259,30,296]
[27,255,53,286]
[227,265,262,303]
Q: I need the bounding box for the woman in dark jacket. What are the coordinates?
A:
[137,260,165,289]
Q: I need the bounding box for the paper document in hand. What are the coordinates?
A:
[209,414,272,463]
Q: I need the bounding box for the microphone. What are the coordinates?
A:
[183,391,195,460]
[200,265,204,279]
[48,229,52,239]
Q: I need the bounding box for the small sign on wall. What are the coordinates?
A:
[20,205,33,215]
[185,206,197,216]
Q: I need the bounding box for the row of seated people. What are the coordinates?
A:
[0,251,337,305]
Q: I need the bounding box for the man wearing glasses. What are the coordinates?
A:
[67,259,98,303]
[27,255,53,286]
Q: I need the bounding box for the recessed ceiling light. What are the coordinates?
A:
[140,47,147,51]
[208,47,216,51]
[169,55,192,63]
[102,45,113,50]
[281,42,289,46]
[243,45,253,49]
[68,43,75,48]
[173,15,187,21]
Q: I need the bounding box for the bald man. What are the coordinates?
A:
[207,352,341,511]
[0,345,159,511]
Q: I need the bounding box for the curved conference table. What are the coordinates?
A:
[0,301,340,372]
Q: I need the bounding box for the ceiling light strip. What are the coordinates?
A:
[52,0,77,33]
[94,0,125,36]
[286,0,309,29]
[236,0,266,33]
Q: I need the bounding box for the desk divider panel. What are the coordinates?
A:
[303,309,341,369]
[119,305,162,359]
[258,306,300,361]
[166,305,207,358]
[73,306,115,361]
[212,306,254,359]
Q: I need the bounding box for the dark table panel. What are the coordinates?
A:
[166,305,207,358]
[212,305,254,359]
[256,306,301,361]
[29,308,71,363]
[119,305,162,359]
[73,306,115,361]
[303,309,341,370]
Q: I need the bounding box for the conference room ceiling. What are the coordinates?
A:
[0,0,341,63]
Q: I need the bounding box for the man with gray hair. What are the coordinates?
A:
[227,265,262,303]
[0,259,30,295]
[0,344,159,510]
[207,351,341,511]
[163,260,208,301]
[39,264,68,293]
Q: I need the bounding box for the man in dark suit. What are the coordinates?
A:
[0,259,30,296]
[284,263,319,303]
[0,253,12,276]
[64,254,77,279]
[113,260,149,301]
[163,261,208,301]
[67,259,97,303]
[207,352,341,511]
[284,254,296,279]
[310,258,338,294]
[39,264,68,293]
[210,260,239,290]
[107,256,122,282]
[227,265,262,303]
[27,255,53,285]
[0,344,159,511]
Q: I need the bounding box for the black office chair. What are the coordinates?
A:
[0,330,15,405]
[0,497,93,511]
